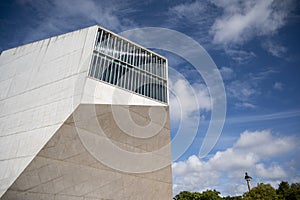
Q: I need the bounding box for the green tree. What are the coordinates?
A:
[287,183,300,200]
[243,183,279,200]
[173,191,201,200]
[200,189,222,200]
[277,181,290,200]
[174,189,222,200]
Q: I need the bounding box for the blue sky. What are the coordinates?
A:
[1,0,300,197]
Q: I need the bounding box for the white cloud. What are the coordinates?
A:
[255,163,287,180]
[235,102,256,109]
[262,40,287,57]
[226,110,300,124]
[169,1,207,20]
[17,0,136,44]
[227,80,257,102]
[224,49,256,64]
[227,69,279,108]
[210,0,295,45]
[273,82,284,90]
[169,76,211,121]
[219,67,235,81]
[172,130,298,196]
[167,1,218,45]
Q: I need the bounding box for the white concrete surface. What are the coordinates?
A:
[0,25,97,197]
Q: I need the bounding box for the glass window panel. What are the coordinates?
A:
[141,50,145,71]
[146,74,150,97]
[130,68,134,91]
[89,54,96,77]
[104,57,110,82]
[98,30,103,51]
[109,62,114,84]
[115,62,120,86]
[94,54,100,79]
[95,55,102,80]
[95,31,100,50]
[132,46,136,66]
[125,66,130,90]
[132,69,136,92]
[120,63,125,88]
[105,33,110,53]
[119,39,123,60]
[164,82,167,102]
[113,36,117,58]
[129,68,133,91]
[117,38,121,60]
[128,44,133,65]
[137,70,141,93]
[126,42,130,64]
[163,60,166,79]
[99,55,105,80]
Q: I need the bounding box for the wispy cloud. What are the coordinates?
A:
[226,69,279,108]
[273,82,284,91]
[262,40,287,57]
[234,102,257,109]
[166,0,218,45]
[210,0,295,45]
[227,79,258,103]
[219,67,235,81]
[172,129,299,196]
[15,0,137,44]
[226,109,300,124]
[224,49,256,64]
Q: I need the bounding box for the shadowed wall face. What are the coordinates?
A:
[1,104,172,200]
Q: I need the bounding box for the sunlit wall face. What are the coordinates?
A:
[88,28,168,103]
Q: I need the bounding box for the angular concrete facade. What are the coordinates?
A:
[0,25,172,199]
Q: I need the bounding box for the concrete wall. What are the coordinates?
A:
[1,104,172,200]
[0,25,98,197]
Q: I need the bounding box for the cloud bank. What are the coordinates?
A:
[172,129,299,196]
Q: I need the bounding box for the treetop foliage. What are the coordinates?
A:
[174,181,300,200]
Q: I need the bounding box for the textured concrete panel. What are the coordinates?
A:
[0,25,98,197]
[1,104,172,199]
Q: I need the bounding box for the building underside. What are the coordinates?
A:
[1,104,172,200]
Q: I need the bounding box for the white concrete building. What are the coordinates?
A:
[0,25,172,199]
